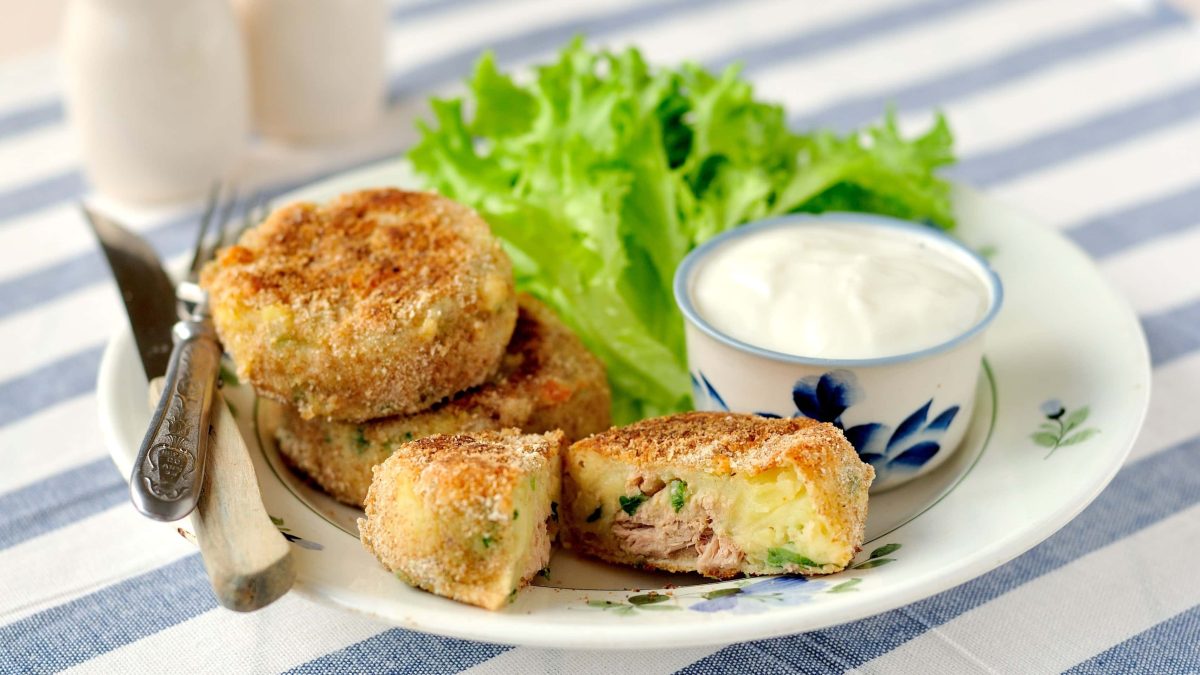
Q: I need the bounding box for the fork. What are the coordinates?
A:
[177,186,269,315]
[146,187,295,611]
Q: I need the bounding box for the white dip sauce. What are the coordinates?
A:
[691,223,989,359]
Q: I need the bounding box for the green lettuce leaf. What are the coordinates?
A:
[410,39,956,423]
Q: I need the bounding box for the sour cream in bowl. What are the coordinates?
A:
[674,214,1003,492]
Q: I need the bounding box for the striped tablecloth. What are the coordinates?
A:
[3,0,1199,672]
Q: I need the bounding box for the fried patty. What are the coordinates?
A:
[561,412,874,578]
[201,188,517,422]
[359,429,564,610]
[276,295,611,506]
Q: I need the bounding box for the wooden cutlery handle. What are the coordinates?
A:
[150,378,295,611]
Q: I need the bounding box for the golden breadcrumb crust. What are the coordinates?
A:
[201,188,517,422]
[276,295,610,506]
[358,429,564,610]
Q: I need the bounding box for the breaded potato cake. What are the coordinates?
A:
[359,430,564,610]
[275,295,611,506]
[200,188,517,422]
[562,412,874,579]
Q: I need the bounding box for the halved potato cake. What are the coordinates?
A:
[562,412,873,579]
[358,430,564,610]
[201,188,517,422]
[275,294,610,506]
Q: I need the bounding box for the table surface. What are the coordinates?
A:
[3,0,1200,673]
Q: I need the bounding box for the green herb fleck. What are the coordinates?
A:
[766,547,823,568]
[404,431,414,442]
[507,588,518,603]
[586,506,602,523]
[513,509,519,520]
[829,578,863,593]
[481,534,494,549]
[869,543,902,559]
[619,494,648,516]
[538,567,551,579]
[669,479,688,512]
[353,428,368,454]
[219,364,239,387]
[628,592,670,606]
[852,558,895,569]
[269,516,283,526]
[701,587,742,600]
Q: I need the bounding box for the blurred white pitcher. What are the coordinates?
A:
[233,0,386,142]
[63,0,249,202]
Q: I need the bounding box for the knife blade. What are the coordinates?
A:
[82,207,178,380]
[84,206,220,521]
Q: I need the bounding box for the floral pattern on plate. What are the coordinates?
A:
[1033,400,1100,458]
[580,544,901,615]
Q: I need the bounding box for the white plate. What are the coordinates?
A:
[97,159,1150,649]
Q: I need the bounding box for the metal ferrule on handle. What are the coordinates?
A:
[129,315,222,521]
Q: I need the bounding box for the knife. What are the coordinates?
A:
[85,206,221,521]
[85,205,295,611]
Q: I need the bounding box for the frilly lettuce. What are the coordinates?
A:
[410,40,955,423]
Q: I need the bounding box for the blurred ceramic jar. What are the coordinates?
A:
[62,0,249,202]
[233,0,387,142]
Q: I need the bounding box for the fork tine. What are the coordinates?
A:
[213,189,240,254]
[187,182,221,278]
[230,192,269,245]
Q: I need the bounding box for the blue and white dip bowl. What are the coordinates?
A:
[674,213,1003,492]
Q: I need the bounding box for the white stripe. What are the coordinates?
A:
[1100,224,1200,317]
[1127,351,1200,464]
[858,502,1200,674]
[0,127,77,192]
[66,592,389,675]
[0,395,104,495]
[754,0,1126,118]
[901,27,1200,157]
[991,114,1200,228]
[0,506,192,625]
[0,285,123,385]
[0,51,59,114]
[462,646,722,675]
[601,0,913,65]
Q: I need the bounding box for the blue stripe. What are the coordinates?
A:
[1067,181,1200,260]
[1141,297,1200,368]
[387,0,732,102]
[0,171,85,224]
[288,630,510,674]
[953,79,1200,187]
[0,458,124,552]
[708,0,991,73]
[0,345,104,428]
[676,434,1200,674]
[391,0,496,22]
[1066,604,1200,674]
[0,555,215,674]
[794,5,1186,132]
[0,100,61,140]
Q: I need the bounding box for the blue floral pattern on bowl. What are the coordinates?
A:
[692,369,959,474]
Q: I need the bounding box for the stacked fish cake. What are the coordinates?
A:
[202,188,611,608]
